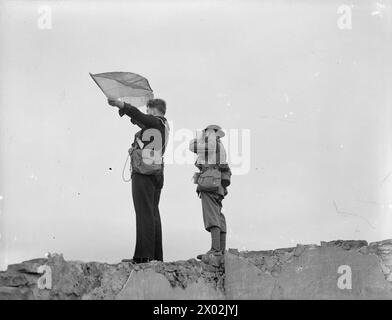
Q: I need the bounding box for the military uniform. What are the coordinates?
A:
[189,127,231,255]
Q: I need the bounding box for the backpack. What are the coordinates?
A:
[129,146,163,175]
[196,138,223,192]
[129,117,169,175]
[197,168,222,192]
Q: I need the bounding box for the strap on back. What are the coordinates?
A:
[216,140,220,166]
[155,116,169,163]
[204,136,208,165]
[204,137,220,168]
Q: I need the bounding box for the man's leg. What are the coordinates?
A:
[220,211,227,253]
[210,226,221,252]
[153,185,163,261]
[197,192,224,258]
[132,173,156,261]
[220,232,226,253]
[201,192,222,231]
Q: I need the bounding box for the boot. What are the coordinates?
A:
[197,227,221,260]
[196,249,223,260]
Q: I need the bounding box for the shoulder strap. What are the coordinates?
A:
[155,116,170,132]
[204,136,208,165]
[216,140,220,165]
[205,137,220,166]
[154,116,169,160]
[132,131,143,149]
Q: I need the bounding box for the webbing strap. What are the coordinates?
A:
[216,139,220,165]
[204,136,208,164]
[204,137,220,166]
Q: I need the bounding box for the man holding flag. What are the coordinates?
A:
[108,98,169,263]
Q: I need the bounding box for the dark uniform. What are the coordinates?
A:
[119,103,168,262]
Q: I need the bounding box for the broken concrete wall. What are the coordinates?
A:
[225,239,392,299]
[116,258,225,300]
[0,254,135,300]
[0,253,225,300]
[0,239,391,300]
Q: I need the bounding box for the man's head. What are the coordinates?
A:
[147,99,166,116]
[203,124,225,139]
[204,128,217,139]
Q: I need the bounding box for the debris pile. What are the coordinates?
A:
[1,239,391,299]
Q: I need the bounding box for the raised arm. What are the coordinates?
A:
[130,118,146,129]
[118,103,162,128]
[189,137,216,154]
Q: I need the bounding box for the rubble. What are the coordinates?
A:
[0,239,391,299]
[117,255,225,291]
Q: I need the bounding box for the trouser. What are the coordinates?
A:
[200,192,227,252]
[200,192,227,233]
[131,172,164,261]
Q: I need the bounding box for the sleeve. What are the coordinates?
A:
[217,141,228,165]
[189,137,216,154]
[118,108,126,117]
[118,103,162,128]
[189,139,198,153]
[130,118,145,129]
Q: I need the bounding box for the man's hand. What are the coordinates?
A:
[128,147,133,156]
[108,99,124,109]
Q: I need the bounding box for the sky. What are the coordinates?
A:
[0,0,391,270]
